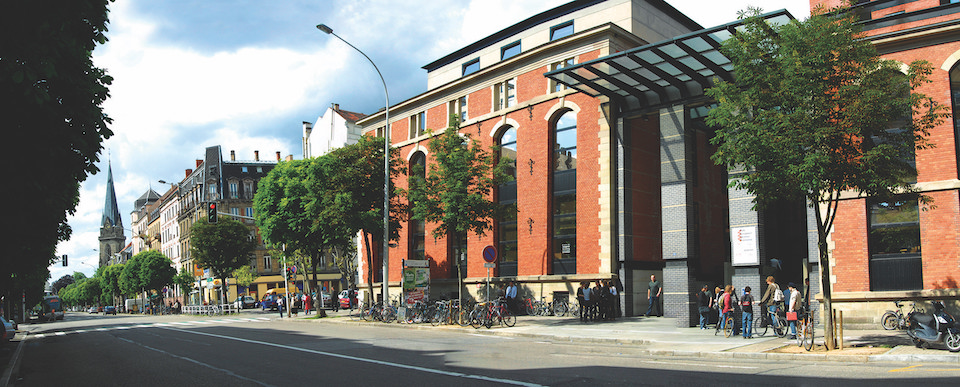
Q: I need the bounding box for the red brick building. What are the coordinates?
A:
[352,0,960,325]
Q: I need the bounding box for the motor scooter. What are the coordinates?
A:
[906,300,960,352]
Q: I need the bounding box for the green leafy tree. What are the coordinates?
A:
[404,119,514,302]
[98,264,124,307]
[706,6,948,349]
[51,274,75,295]
[2,0,114,308]
[172,267,196,304]
[190,218,257,305]
[119,254,144,298]
[137,251,176,306]
[232,265,259,294]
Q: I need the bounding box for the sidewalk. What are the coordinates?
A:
[304,309,960,364]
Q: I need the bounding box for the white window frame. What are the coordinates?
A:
[494,78,517,111]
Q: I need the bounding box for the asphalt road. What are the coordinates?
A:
[10,311,960,386]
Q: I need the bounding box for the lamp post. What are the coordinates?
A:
[317,23,391,304]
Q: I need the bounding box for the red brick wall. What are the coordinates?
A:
[625,114,662,261]
[832,198,870,292]
[920,190,960,289]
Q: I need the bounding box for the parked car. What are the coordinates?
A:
[103,306,117,315]
[234,296,256,309]
[1,316,16,342]
[261,294,280,311]
[88,306,99,313]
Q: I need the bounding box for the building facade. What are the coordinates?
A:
[805,0,960,324]
[356,0,708,313]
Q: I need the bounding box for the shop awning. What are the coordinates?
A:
[544,9,794,112]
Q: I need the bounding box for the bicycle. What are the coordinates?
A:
[796,308,815,351]
[881,301,920,330]
[753,305,787,338]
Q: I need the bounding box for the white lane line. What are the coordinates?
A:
[75,330,87,334]
[32,334,44,339]
[96,328,109,331]
[153,324,172,327]
[159,327,543,387]
[54,332,66,336]
[192,321,214,324]
[116,337,272,387]
[169,322,193,326]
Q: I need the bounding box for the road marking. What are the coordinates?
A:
[889,365,960,373]
[32,334,44,339]
[116,337,273,387]
[160,327,544,387]
[54,332,66,336]
[639,360,758,370]
[469,334,515,339]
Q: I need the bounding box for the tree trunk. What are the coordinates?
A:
[311,251,326,317]
[814,201,836,350]
[362,231,376,305]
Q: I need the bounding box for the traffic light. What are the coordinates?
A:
[285,267,293,282]
[62,254,67,267]
[207,202,218,223]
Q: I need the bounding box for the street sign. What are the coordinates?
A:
[404,259,429,268]
[482,245,497,263]
[483,262,496,268]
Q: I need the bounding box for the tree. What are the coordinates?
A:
[172,267,196,303]
[232,265,259,294]
[2,0,114,310]
[51,275,76,295]
[705,6,948,349]
[98,264,124,307]
[119,254,144,298]
[190,218,257,305]
[138,251,176,307]
[404,119,513,303]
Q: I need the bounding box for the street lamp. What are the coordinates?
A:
[317,23,391,304]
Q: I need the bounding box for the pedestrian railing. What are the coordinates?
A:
[182,304,239,315]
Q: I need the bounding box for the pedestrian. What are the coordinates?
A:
[578,281,593,321]
[713,286,722,326]
[787,282,800,339]
[505,281,518,314]
[646,274,662,317]
[741,286,754,338]
[608,280,619,319]
[758,276,781,327]
[303,293,311,315]
[594,280,606,320]
[277,295,285,318]
[349,288,358,310]
[720,285,733,330]
[697,284,711,329]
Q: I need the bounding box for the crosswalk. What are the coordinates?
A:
[28,317,273,339]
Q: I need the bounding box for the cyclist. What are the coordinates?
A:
[758,276,781,327]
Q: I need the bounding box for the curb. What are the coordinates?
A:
[1,334,27,387]
[308,316,960,364]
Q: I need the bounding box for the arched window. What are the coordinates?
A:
[409,152,427,261]
[497,126,518,277]
[951,63,960,178]
[552,111,577,274]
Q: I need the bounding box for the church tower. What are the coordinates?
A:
[99,163,125,267]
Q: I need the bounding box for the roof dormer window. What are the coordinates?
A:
[501,41,521,60]
[550,21,574,41]
[462,58,480,76]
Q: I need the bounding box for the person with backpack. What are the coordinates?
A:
[741,286,754,338]
[720,285,733,331]
[759,276,782,327]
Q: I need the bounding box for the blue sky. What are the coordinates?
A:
[51,0,811,282]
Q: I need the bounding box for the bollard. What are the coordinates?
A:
[838,310,844,350]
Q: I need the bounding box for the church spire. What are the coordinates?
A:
[101,162,123,229]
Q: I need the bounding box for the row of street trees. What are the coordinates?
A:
[55,251,180,309]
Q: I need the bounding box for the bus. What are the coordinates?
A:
[41,295,64,321]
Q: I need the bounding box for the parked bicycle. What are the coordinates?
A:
[752,304,788,338]
[796,307,815,351]
[881,300,921,330]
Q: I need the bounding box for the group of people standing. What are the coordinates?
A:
[576,280,621,321]
[697,276,808,339]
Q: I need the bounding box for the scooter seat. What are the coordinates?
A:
[913,313,935,325]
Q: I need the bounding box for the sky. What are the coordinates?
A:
[50,0,811,283]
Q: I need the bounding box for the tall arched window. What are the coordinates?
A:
[409,152,427,261]
[552,111,577,274]
[497,126,518,277]
[951,63,960,178]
